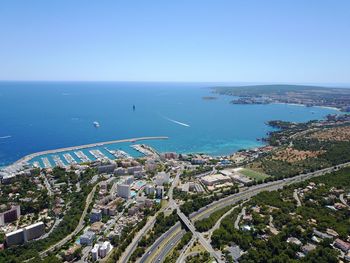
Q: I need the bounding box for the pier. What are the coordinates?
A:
[41,157,51,169]
[89,149,109,160]
[105,147,132,159]
[1,136,168,175]
[75,151,91,163]
[63,153,77,165]
[52,155,66,168]
[131,144,160,157]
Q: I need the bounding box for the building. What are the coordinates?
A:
[5,221,45,246]
[91,244,99,261]
[90,209,102,223]
[63,243,82,262]
[313,229,333,240]
[114,167,127,175]
[156,186,164,198]
[5,229,25,246]
[133,171,144,179]
[145,160,157,172]
[80,231,95,245]
[98,164,116,174]
[124,176,134,185]
[201,174,231,186]
[145,184,155,196]
[301,243,316,254]
[162,152,178,160]
[128,206,139,216]
[335,238,350,252]
[1,174,16,184]
[191,157,206,165]
[127,166,142,175]
[155,172,170,186]
[117,184,130,199]
[24,221,45,241]
[91,241,113,261]
[99,241,112,258]
[0,205,20,226]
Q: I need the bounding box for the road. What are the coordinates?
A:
[118,165,183,263]
[177,208,223,263]
[176,236,196,263]
[207,205,239,241]
[339,193,350,208]
[140,162,350,263]
[293,189,302,207]
[234,207,246,230]
[39,183,99,257]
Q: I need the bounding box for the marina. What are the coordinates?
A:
[52,155,66,168]
[0,136,168,174]
[75,151,91,163]
[41,157,52,169]
[63,153,77,165]
[89,149,109,161]
[105,147,131,159]
[131,144,160,157]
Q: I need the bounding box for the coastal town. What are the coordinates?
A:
[1,113,350,263]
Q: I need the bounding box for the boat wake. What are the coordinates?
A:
[0,135,11,139]
[162,116,190,127]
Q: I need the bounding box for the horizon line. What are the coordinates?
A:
[0,80,349,86]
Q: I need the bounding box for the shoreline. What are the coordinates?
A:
[1,136,168,173]
[269,102,341,111]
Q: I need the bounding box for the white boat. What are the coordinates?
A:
[93,121,100,128]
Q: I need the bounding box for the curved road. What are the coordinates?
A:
[141,162,350,263]
[39,183,99,257]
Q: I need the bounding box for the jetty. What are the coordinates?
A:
[75,151,91,163]
[105,147,131,159]
[1,136,168,175]
[131,144,160,157]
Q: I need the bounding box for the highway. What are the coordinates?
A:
[118,166,183,263]
[177,208,223,263]
[140,162,350,263]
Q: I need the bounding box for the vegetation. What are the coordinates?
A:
[194,206,232,232]
[0,168,96,262]
[212,167,350,262]
[129,211,179,262]
[239,168,269,181]
[164,232,193,263]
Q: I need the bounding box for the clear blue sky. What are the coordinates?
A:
[0,0,349,83]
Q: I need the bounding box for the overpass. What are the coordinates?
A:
[176,208,224,263]
[140,162,350,262]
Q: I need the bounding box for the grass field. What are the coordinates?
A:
[239,168,270,181]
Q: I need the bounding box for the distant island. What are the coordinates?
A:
[213,84,350,111]
[202,96,217,100]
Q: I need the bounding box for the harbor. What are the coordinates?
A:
[0,136,168,173]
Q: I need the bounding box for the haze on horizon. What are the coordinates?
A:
[0,0,349,84]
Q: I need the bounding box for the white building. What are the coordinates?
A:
[117,184,130,199]
[24,221,45,241]
[91,244,99,261]
[145,184,155,196]
[155,172,170,186]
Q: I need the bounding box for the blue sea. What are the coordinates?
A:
[0,81,340,167]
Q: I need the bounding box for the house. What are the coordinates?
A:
[334,238,350,252]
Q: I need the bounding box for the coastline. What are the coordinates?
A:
[1,136,168,173]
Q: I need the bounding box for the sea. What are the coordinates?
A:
[0,81,340,168]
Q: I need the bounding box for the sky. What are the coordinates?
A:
[0,0,349,83]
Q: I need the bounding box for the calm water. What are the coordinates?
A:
[0,82,339,167]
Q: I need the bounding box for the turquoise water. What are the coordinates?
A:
[0,81,340,167]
